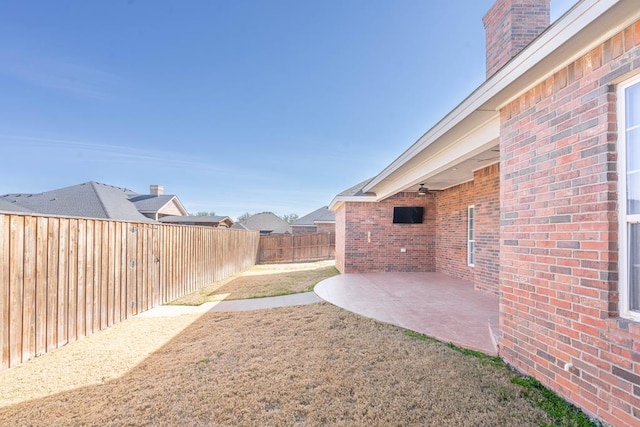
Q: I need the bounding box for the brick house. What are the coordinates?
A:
[291,206,336,235]
[329,0,640,425]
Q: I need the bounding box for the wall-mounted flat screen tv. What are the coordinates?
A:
[393,206,424,224]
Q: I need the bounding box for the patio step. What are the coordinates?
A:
[488,319,500,354]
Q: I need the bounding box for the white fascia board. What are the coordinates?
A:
[371,116,500,200]
[328,195,378,212]
[363,0,631,194]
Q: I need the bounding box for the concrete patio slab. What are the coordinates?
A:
[314,272,499,355]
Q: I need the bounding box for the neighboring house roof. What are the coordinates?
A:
[237,212,291,234]
[159,215,234,227]
[0,197,32,214]
[129,195,177,212]
[292,206,335,227]
[1,181,151,222]
[231,222,250,231]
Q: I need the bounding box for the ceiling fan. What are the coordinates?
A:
[417,184,440,195]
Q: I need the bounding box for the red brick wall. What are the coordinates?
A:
[500,21,640,426]
[483,0,550,78]
[338,192,436,273]
[474,165,501,295]
[436,181,475,282]
[436,164,501,295]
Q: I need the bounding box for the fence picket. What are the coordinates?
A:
[22,216,36,363]
[0,215,10,368]
[9,216,24,366]
[35,217,48,356]
[68,219,78,344]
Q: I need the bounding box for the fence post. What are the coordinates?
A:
[291,233,295,262]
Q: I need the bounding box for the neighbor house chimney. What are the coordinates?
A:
[150,184,164,196]
[483,0,550,79]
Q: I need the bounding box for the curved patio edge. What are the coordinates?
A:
[314,272,499,356]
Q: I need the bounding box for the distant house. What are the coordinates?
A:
[128,185,188,221]
[0,182,189,223]
[233,212,291,235]
[159,215,234,228]
[291,206,335,234]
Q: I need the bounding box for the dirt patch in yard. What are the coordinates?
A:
[171,260,339,305]
[0,303,584,426]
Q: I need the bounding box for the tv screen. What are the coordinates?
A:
[393,206,424,224]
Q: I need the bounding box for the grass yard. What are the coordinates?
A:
[0,260,595,426]
[0,303,593,426]
[171,260,339,305]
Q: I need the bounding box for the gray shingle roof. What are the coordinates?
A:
[337,177,375,197]
[292,206,335,226]
[238,212,291,234]
[1,182,152,222]
[129,195,177,212]
[231,222,250,230]
[0,197,32,213]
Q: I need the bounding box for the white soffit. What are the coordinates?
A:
[363,0,640,195]
[370,116,500,201]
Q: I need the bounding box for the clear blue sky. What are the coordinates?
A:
[0,0,575,220]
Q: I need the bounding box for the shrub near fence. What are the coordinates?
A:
[258,232,335,263]
[0,212,259,370]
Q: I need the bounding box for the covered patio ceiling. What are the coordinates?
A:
[405,144,500,193]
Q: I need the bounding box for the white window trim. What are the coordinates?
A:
[618,74,640,322]
[468,205,475,267]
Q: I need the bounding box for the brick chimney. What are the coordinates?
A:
[150,184,164,196]
[483,0,550,79]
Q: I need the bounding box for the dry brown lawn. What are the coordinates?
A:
[171,260,339,305]
[1,302,566,426]
[0,260,588,426]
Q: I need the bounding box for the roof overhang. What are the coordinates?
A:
[361,0,640,199]
[328,194,377,212]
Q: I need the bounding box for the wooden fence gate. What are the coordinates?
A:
[257,232,335,263]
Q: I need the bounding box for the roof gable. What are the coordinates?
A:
[130,194,176,212]
[239,212,291,234]
[292,206,335,226]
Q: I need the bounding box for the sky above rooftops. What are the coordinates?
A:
[0,0,575,220]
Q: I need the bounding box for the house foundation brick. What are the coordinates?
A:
[500,20,640,426]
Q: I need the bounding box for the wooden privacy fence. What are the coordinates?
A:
[258,232,335,263]
[0,213,259,370]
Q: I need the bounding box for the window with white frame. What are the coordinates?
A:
[468,206,475,267]
[619,75,640,320]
